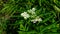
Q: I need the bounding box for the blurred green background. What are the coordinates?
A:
[0,0,60,34]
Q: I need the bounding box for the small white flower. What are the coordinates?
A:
[31,19,37,23]
[38,18,42,22]
[28,8,36,14]
[21,12,30,19]
[32,8,36,12]
[36,16,42,22]
[31,16,42,23]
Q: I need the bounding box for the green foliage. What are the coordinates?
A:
[0,0,60,34]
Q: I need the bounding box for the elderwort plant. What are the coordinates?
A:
[21,8,42,23]
[0,0,60,34]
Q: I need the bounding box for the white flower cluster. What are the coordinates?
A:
[31,16,42,23]
[21,8,42,23]
[21,12,30,19]
[27,8,36,14]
